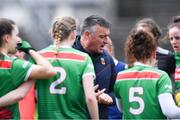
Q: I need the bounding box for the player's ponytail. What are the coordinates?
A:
[125,30,156,67]
[51,17,76,51]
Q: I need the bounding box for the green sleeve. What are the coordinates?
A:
[28,57,36,64]
[114,81,121,99]
[157,72,172,96]
[82,55,95,79]
[174,53,180,89]
[11,58,33,86]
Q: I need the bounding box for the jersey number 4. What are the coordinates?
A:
[129,87,144,115]
[49,67,66,94]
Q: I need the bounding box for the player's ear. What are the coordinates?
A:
[152,51,156,59]
[70,30,76,40]
[49,28,54,39]
[2,34,10,43]
[51,32,55,39]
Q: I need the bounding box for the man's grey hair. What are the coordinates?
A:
[81,15,111,34]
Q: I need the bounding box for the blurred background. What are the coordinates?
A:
[0,0,179,60]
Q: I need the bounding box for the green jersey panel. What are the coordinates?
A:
[0,54,33,119]
[114,64,172,119]
[35,45,95,119]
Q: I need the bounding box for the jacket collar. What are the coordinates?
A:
[73,35,103,58]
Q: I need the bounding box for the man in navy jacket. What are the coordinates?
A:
[73,15,117,119]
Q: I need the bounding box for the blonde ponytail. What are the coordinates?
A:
[51,16,76,51]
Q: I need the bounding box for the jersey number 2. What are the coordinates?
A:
[129,87,144,115]
[49,67,66,94]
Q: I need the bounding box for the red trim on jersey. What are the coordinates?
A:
[117,71,160,80]
[175,68,180,81]
[40,52,55,58]
[176,67,180,72]
[175,73,180,81]
[0,61,12,68]
[40,52,85,61]
[175,77,180,81]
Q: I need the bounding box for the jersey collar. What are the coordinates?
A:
[51,45,72,48]
[134,62,152,67]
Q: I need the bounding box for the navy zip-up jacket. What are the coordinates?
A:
[156,47,175,77]
[73,35,117,119]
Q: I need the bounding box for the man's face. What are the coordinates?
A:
[8,25,19,54]
[86,24,110,54]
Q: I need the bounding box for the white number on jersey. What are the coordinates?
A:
[49,67,66,94]
[129,87,144,115]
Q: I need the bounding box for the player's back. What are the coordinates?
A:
[36,45,94,119]
[0,54,14,95]
[114,63,172,119]
[0,54,19,118]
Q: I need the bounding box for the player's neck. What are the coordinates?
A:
[0,47,8,54]
[54,41,72,48]
[139,58,156,67]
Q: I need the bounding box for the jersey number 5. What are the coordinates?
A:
[49,67,66,94]
[129,87,144,115]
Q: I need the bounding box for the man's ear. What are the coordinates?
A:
[84,31,90,36]
[83,31,90,41]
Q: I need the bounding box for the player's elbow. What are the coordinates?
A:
[14,93,26,101]
[86,95,97,104]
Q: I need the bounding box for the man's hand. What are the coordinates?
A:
[94,84,106,98]
[94,84,112,105]
[97,93,113,105]
[16,41,34,54]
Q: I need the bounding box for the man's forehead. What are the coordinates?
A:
[96,25,109,33]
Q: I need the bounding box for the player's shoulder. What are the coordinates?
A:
[0,54,14,69]
[38,45,53,53]
[69,48,91,61]
[71,47,89,56]
[129,65,166,76]
[149,67,169,78]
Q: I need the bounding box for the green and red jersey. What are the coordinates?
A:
[35,45,95,119]
[0,53,33,119]
[174,53,180,89]
[114,62,172,119]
